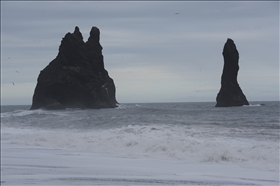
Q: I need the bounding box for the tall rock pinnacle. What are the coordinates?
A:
[30,26,118,110]
[215,38,249,107]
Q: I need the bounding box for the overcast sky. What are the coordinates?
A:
[1,1,279,105]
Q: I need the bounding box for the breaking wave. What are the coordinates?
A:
[2,124,278,172]
[242,104,263,107]
[1,109,45,118]
[1,109,68,118]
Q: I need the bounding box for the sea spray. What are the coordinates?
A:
[2,124,278,172]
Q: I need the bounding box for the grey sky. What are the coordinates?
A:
[1,1,279,105]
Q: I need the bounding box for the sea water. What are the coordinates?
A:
[1,101,279,185]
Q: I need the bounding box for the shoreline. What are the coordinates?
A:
[1,143,279,185]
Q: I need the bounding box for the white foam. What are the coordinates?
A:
[2,143,279,185]
[1,125,279,172]
[242,104,262,107]
[1,109,68,118]
[1,109,38,118]
[115,104,130,109]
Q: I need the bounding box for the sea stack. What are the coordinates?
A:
[215,38,249,107]
[30,26,118,110]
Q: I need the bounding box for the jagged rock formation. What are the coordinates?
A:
[30,26,118,110]
[216,38,249,107]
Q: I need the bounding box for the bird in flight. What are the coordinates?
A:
[175,13,180,15]
[12,82,15,86]
[15,70,19,73]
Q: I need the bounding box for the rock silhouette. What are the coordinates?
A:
[216,38,249,107]
[30,26,118,110]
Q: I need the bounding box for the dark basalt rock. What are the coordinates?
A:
[30,26,118,110]
[215,38,249,107]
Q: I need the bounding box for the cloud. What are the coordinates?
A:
[1,82,36,105]
[1,1,279,104]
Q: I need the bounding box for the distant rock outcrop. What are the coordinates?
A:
[216,38,249,107]
[30,26,118,110]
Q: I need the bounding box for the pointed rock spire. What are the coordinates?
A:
[30,26,117,110]
[88,26,100,42]
[73,26,83,41]
[215,38,249,107]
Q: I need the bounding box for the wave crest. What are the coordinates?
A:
[1,125,278,172]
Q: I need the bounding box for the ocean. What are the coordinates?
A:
[1,101,279,185]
